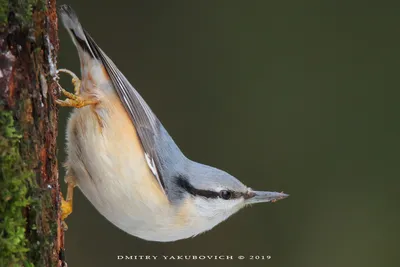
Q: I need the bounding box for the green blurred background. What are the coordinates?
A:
[57,1,400,266]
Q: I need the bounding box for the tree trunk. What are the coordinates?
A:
[0,1,64,266]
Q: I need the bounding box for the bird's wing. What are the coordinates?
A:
[83,31,167,195]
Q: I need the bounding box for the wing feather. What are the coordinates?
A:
[83,31,167,194]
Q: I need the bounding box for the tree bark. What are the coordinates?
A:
[0,1,64,266]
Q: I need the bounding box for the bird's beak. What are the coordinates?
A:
[244,190,289,205]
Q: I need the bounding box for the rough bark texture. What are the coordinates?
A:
[0,0,64,266]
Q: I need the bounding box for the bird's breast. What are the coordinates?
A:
[65,93,171,232]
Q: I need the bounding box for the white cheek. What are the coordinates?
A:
[193,197,243,219]
[182,197,245,236]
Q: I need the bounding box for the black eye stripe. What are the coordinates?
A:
[176,177,219,198]
[175,176,243,200]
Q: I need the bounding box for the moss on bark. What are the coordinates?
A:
[0,0,63,266]
[0,110,34,266]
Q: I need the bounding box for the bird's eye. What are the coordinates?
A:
[219,190,232,200]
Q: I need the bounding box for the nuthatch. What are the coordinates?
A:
[57,5,288,242]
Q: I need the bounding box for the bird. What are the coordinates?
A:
[57,5,288,242]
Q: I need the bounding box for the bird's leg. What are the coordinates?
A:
[61,176,77,230]
[56,68,98,108]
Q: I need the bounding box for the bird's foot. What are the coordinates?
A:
[61,179,76,231]
[56,69,98,108]
[58,68,81,95]
[61,198,72,231]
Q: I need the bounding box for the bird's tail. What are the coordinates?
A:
[59,5,95,58]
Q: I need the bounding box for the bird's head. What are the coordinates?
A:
[169,162,288,236]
